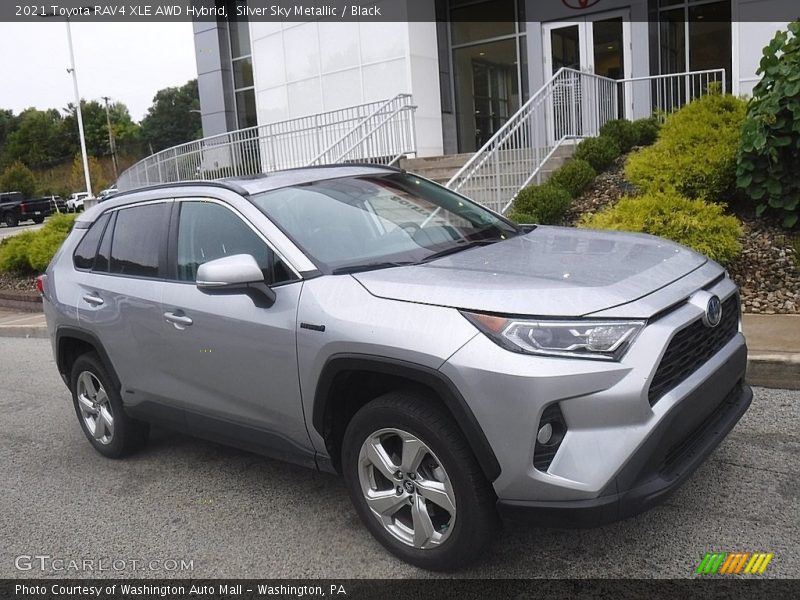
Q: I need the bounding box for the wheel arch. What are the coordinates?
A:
[55,326,121,391]
[312,354,501,483]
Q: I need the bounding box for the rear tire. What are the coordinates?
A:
[69,352,149,458]
[342,390,498,571]
[4,213,18,227]
[32,216,45,224]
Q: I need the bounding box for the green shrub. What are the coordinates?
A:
[579,191,743,264]
[631,117,661,146]
[737,21,800,228]
[548,159,596,198]
[599,120,639,153]
[625,92,747,200]
[509,183,573,225]
[574,136,621,172]
[0,232,37,273]
[0,214,76,274]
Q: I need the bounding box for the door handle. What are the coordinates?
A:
[164,311,193,329]
[82,293,104,306]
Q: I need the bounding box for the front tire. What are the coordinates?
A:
[342,390,498,571]
[70,352,149,458]
[4,213,18,227]
[32,216,45,224]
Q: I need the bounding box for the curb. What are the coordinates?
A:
[747,353,800,390]
[1,327,797,390]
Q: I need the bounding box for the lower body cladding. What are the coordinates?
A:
[440,293,751,527]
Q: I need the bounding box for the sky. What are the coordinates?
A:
[0,22,197,121]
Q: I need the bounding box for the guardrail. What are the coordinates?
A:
[116,95,417,191]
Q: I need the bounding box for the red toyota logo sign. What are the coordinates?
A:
[562,0,601,8]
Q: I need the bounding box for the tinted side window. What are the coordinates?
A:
[177,201,293,284]
[94,211,116,273]
[73,213,111,270]
[110,203,169,278]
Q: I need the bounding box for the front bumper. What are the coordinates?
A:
[440,274,750,522]
[497,347,751,526]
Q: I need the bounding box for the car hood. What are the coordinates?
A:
[353,226,709,317]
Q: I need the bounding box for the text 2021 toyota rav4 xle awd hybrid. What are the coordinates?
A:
[41,165,751,570]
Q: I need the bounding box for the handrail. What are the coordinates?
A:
[317,102,417,166]
[310,94,413,165]
[117,95,418,191]
[446,67,727,215]
[445,68,619,214]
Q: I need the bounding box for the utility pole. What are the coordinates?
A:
[66,19,93,197]
[102,96,119,180]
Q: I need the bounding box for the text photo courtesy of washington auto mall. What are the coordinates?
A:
[0,1,798,599]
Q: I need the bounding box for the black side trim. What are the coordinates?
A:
[312,354,501,482]
[54,326,121,391]
[300,322,326,332]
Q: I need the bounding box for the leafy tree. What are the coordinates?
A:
[0,109,19,161]
[69,153,107,196]
[69,152,109,194]
[140,79,202,152]
[3,108,70,169]
[61,100,141,158]
[0,161,37,197]
[737,20,800,228]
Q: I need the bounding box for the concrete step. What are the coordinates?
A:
[400,153,474,171]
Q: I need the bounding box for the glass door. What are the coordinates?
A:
[543,12,632,140]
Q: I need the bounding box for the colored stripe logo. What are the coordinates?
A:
[696,552,773,575]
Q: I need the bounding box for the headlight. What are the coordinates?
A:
[461,312,645,361]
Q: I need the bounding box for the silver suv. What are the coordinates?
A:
[42,165,751,570]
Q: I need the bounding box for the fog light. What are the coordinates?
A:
[533,403,567,472]
[537,423,553,445]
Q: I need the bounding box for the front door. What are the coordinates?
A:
[543,12,633,139]
[159,197,313,465]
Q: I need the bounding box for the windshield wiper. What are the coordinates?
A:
[420,239,501,263]
[331,261,416,275]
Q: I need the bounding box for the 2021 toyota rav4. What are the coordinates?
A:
[41,165,752,570]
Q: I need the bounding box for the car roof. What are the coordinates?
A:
[74,164,402,227]
[119,164,399,198]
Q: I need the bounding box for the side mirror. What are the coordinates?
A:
[196,254,276,307]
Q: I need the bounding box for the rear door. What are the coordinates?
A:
[74,200,181,426]
[159,197,313,464]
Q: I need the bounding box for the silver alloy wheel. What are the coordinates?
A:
[358,428,456,549]
[76,371,114,445]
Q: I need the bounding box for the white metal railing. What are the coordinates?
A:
[446,68,727,215]
[310,94,416,166]
[446,68,619,215]
[619,69,726,120]
[116,95,417,191]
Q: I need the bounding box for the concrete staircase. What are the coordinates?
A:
[401,144,575,187]
[400,143,576,212]
[399,153,474,185]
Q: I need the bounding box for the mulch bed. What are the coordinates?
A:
[0,271,37,294]
[563,154,800,315]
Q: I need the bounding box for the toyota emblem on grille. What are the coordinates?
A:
[703,295,723,328]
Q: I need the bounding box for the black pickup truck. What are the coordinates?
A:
[0,191,59,227]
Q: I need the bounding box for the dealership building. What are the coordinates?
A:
[192,0,789,160]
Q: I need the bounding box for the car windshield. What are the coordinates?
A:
[249,173,520,273]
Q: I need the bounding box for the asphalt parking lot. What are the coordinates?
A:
[0,221,45,240]
[1,337,797,579]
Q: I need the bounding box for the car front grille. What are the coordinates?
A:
[648,295,739,406]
